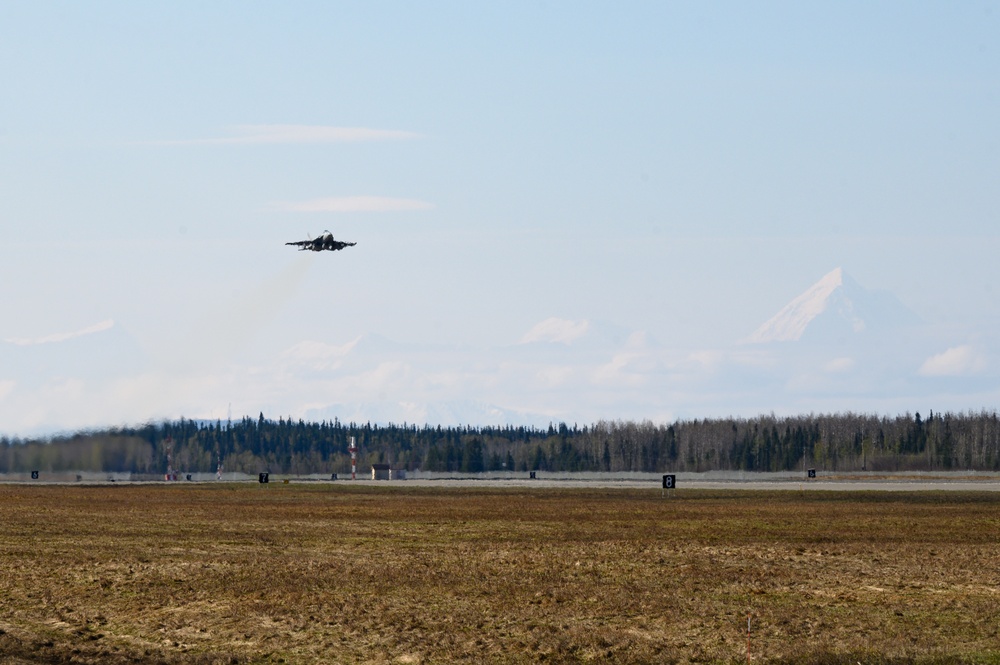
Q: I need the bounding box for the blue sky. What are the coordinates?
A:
[2,2,999,434]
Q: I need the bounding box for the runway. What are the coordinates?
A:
[4,471,999,491]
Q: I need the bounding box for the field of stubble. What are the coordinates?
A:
[0,484,999,664]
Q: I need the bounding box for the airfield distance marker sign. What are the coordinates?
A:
[259,472,269,484]
[662,474,676,498]
[802,468,817,492]
[31,470,39,480]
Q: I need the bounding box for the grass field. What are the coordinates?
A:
[1,484,998,664]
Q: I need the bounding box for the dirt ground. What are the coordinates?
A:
[0,483,998,664]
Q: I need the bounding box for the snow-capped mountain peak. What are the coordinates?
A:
[746,267,918,344]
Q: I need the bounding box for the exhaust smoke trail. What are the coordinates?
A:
[131,255,317,419]
[166,254,315,373]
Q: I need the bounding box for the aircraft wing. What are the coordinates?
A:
[286,236,356,251]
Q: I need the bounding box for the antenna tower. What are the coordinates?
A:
[348,436,358,480]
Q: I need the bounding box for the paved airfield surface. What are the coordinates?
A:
[6,471,1000,491]
[376,478,1000,491]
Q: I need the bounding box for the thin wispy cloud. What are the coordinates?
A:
[520,318,590,344]
[4,320,115,346]
[277,196,434,213]
[824,357,856,373]
[147,124,422,146]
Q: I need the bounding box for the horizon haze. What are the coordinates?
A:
[2,3,999,436]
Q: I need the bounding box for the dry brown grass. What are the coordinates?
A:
[1,484,999,664]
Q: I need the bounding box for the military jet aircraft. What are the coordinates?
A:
[286,230,357,252]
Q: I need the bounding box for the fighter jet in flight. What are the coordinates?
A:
[286,230,357,252]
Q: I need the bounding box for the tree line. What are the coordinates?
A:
[2,410,1000,475]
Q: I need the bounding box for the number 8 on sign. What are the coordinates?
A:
[662,474,675,489]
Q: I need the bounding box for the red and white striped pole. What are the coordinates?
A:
[348,436,357,480]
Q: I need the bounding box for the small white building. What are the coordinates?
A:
[371,464,405,480]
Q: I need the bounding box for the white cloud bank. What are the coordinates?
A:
[5,310,1000,436]
[919,345,987,377]
[281,338,361,364]
[278,196,434,213]
[150,124,422,146]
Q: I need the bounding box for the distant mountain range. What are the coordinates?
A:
[0,320,146,388]
[2,268,993,436]
[303,400,554,428]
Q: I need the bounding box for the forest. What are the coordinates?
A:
[3,409,1000,475]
